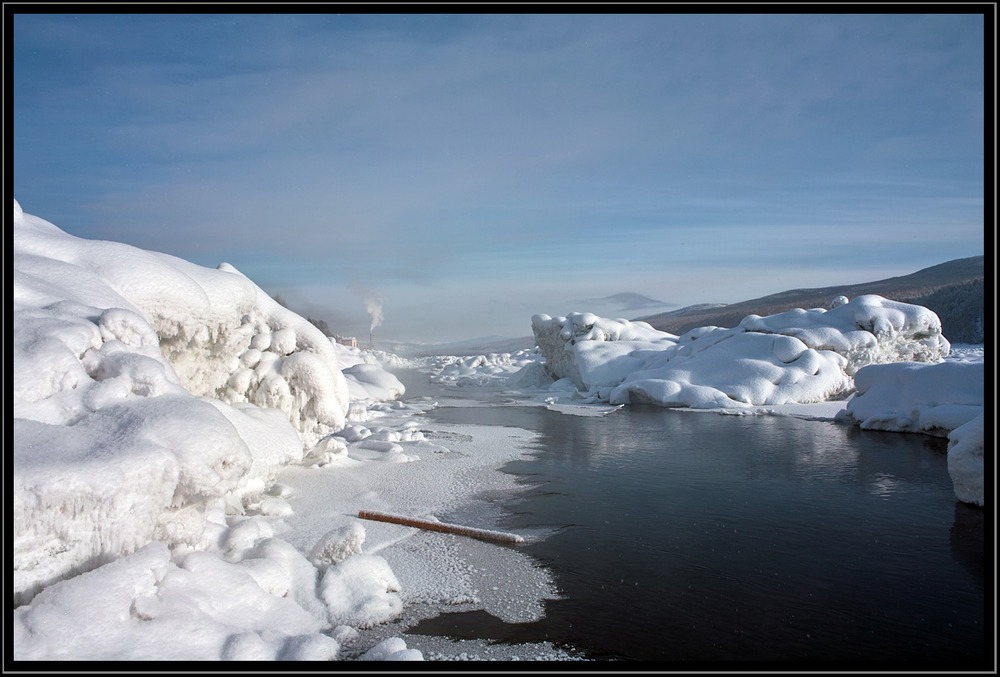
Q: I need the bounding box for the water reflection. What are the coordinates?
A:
[846,425,951,499]
[419,400,985,665]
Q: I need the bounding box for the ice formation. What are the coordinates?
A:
[13,200,351,605]
[532,297,950,409]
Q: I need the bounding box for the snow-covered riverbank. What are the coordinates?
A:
[13,200,985,662]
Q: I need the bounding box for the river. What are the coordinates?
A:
[391,367,987,667]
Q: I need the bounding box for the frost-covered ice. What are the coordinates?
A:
[12,200,572,662]
[531,300,950,409]
[12,199,986,662]
[275,418,565,652]
[947,412,986,507]
[14,199,350,605]
[417,350,543,387]
[839,361,984,437]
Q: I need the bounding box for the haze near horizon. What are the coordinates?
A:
[12,11,985,343]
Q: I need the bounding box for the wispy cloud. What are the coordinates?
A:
[13,12,985,341]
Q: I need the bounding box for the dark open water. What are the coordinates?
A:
[395,369,990,667]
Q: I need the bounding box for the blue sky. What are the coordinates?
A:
[13,11,986,343]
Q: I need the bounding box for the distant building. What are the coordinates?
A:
[334,335,358,348]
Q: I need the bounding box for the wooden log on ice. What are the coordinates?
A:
[357,510,524,545]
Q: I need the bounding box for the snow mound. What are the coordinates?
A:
[531,314,676,392]
[532,297,950,408]
[839,361,984,436]
[12,524,422,661]
[947,413,985,507]
[12,200,354,604]
[320,554,404,629]
[342,363,405,401]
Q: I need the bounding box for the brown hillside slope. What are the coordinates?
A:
[638,256,986,343]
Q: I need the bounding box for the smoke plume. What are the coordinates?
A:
[364,293,384,332]
[352,284,385,333]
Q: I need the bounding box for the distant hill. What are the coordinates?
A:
[578,292,677,312]
[637,256,986,343]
